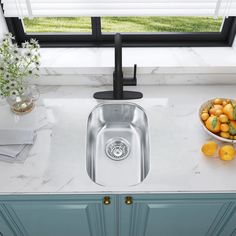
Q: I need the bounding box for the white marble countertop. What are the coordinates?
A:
[0,84,236,195]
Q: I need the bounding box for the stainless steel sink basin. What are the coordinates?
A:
[86,103,150,187]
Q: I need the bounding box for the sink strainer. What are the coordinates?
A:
[105,138,130,161]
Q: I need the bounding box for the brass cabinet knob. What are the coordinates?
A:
[125,196,133,205]
[103,196,111,205]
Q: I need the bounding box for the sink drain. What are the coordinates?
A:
[105,138,130,161]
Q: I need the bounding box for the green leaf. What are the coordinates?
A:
[212,117,218,129]
[229,123,236,135]
[233,106,236,120]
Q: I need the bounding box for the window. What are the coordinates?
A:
[101,17,223,33]
[2,7,236,47]
[23,17,92,33]
[23,17,223,34]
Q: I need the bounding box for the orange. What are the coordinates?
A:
[220,124,229,132]
[223,104,235,120]
[213,104,223,110]
[214,98,223,105]
[209,108,216,115]
[222,100,228,106]
[219,114,228,123]
[219,145,235,161]
[205,116,221,133]
[215,109,223,116]
[201,112,209,121]
[220,132,230,139]
[201,141,218,157]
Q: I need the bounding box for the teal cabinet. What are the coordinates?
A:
[0,206,17,236]
[1,193,236,236]
[1,195,116,236]
[119,194,236,236]
[217,205,236,236]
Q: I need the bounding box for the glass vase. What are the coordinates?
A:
[6,85,40,115]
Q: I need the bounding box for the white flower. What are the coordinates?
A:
[13,49,18,54]
[3,84,11,92]
[22,41,30,48]
[0,34,40,98]
[9,80,17,88]
[14,56,20,62]
[4,73,10,80]
[25,51,32,57]
[9,89,19,96]
[5,33,14,40]
[30,39,40,49]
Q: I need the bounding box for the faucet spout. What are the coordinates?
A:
[113,33,123,99]
[93,33,143,100]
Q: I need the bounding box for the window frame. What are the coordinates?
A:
[2,8,236,47]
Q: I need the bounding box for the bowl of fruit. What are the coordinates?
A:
[199,98,236,143]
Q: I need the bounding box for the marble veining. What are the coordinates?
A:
[0,85,236,194]
[28,47,236,86]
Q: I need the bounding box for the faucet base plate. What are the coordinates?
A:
[93,91,143,100]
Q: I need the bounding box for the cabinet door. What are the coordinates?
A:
[119,195,231,236]
[218,206,236,236]
[4,195,116,236]
[0,210,16,236]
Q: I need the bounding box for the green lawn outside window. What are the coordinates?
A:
[23,17,223,33]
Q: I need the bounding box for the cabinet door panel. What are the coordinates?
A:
[144,202,224,236]
[120,195,230,236]
[6,198,115,236]
[218,206,236,236]
[0,211,16,236]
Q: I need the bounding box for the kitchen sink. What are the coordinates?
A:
[86,103,150,187]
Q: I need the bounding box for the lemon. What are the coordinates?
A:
[219,145,235,161]
[201,141,218,157]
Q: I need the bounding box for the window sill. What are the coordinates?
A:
[38,47,236,85]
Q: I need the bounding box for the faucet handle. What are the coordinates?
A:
[133,64,137,82]
[123,64,137,86]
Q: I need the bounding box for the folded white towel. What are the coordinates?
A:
[0,144,25,157]
[0,103,54,163]
[0,105,49,145]
[0,130,36,145]
[0,144,32,163]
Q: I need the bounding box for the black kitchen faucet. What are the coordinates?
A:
[93,33,143,100]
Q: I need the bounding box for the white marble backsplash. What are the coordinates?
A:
[34,73,236,86]
[34,47,236,85]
